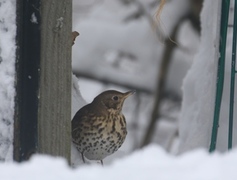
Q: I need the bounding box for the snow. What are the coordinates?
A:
[178,0,237,153]
[1,0,237,179]
[0,0,16,161]
[71,74,87,118]
[178,0,221,153]
[30,13,38,24]
[1,145,237,180]
[71,74,87,166]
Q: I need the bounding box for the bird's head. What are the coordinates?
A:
[93,90,135,113]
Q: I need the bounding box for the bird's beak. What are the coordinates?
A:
[123,90,136,99]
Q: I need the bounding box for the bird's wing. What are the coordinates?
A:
[71,104,90,129]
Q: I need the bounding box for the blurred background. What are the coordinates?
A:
[72,0,203,162]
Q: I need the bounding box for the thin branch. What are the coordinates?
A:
[140,17,182,148]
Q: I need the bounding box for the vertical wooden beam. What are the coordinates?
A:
[38,0,72,163]
[14,0,72,163]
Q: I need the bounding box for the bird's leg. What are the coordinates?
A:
[100,160,103,166]
[81,153,85,163]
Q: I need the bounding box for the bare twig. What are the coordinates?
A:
[140,0,202,147]
[140,20,180,147]
[130,0,166,41]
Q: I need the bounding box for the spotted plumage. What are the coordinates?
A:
[72,90,135,165]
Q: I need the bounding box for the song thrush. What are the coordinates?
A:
[72,90,135,165]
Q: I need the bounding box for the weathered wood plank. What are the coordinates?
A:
[38,0,72,163]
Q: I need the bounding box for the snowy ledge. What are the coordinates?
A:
[1,145,236,180]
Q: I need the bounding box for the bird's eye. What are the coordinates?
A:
[112,96,118,101]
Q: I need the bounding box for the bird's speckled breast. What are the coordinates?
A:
[73,112,127,160]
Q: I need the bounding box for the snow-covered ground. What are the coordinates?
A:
[1,145,237,180]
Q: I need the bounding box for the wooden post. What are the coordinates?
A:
[38,0,72,162]
[14,0,72,163]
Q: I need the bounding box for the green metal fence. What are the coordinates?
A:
[210,0,237,152]
[228,0,237,150]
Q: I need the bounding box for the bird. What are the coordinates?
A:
[71,90,135,165]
